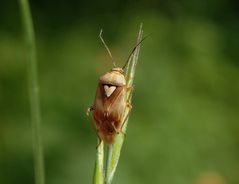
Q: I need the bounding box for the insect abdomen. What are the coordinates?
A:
[94,111,121,144]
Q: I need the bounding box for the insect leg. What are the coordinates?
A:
[126,102,132,109]
[121,108,131,129]
[127,85,134,100]
[96,139,103,149]
[127,85,134,91]
[126,85,133,110]
[112,122,120,134]
[119,102,133,137]
[111,122,126,137]
[112,124,118,133]
[86,107,102,143]
[86,106,93,116]
[118,85,134,136]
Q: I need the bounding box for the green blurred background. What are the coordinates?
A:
[0,0,239,183]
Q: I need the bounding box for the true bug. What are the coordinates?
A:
[87,30,145,144]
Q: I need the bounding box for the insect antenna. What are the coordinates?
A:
[99,29,117,68]
[122,35,149,70]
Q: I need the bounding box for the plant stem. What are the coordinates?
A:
[92,24,143,184]
[18,1,45,184]
[93,141,104,184]
[105,145,113,184]
[126,23,143,88]
[104,23,144,184]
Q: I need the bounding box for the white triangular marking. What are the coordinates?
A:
[104,85,116,97]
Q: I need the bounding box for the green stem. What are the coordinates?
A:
[105,145,113,184]
[18,1,45,184]
[127,23,143,88]
[92,24,143,184]
[104,23,144,184]
[93,141,104,184]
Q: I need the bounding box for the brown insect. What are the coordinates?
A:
[87,30,145,144]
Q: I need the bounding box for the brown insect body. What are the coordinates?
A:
[87,29,145,145]
[92,67,127,144]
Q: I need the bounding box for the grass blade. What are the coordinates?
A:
[104,23,144,184]
[93,141,104,184]
[18,1,45,184]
